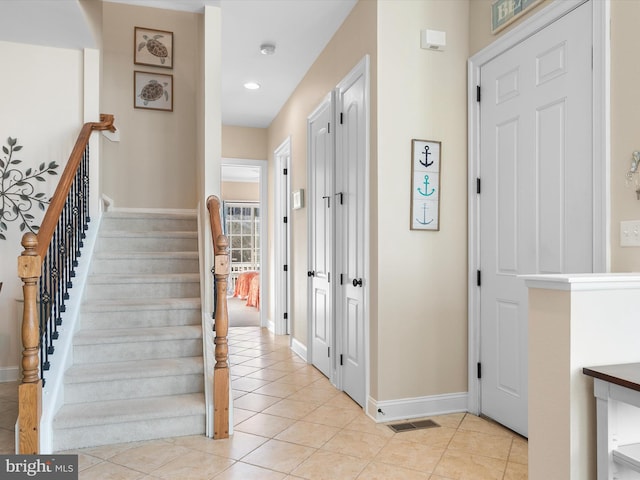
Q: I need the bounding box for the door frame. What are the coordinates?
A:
[466,0,610,416]
[221,157,269,329]
[333,56,370,406]
[274,137,292,335]
[305,56,371,404]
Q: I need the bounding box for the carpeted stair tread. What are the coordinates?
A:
[74,325,202,345]
[93,251,198,260]
[53,210,206,450]
[65,357,203,384]
[102,211,196,221]
[86,273,200,284]
[53,393,205,429]
[98,230,197,238]
[81,297,201,312]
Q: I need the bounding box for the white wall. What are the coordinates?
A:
[0,41,85,380]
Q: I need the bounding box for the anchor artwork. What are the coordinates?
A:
[410,139,441,230]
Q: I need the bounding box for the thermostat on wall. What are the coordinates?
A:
[292,189,304,210]
[421,29,446,51]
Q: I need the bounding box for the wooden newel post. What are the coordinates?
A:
[213,234,230,439]
[17,232,42,454]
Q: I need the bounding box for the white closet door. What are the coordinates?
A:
[336,65,367,406]
[479,2,593,436]
[308,94,335,379]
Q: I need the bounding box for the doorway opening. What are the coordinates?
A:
[221,158,268,329]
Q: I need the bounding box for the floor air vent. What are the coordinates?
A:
[388,419,440,433]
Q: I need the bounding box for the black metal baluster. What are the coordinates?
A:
[35,142,97,385]
[84,144,90,227]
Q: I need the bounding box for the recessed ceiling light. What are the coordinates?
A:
[244,82,260,90]
[260,43,276,55]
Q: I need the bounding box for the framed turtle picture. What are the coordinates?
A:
[134,71,173,111]
[134,27,173,68]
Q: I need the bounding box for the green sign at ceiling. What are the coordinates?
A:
[492,0,543,33]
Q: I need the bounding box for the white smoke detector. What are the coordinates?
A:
[259,43,276,55]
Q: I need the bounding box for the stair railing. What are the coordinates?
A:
[206,195,230,439]
[17,114,115,454]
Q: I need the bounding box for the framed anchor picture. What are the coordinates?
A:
[410,139,441,231]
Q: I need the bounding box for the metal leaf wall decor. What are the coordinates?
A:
[0,137,59,240]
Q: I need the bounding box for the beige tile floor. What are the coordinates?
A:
[0,327,528,479]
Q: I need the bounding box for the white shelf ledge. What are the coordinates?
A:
[613,443,640,473]
[520,273,640,291]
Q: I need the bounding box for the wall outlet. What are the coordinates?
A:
[620,220,640,246]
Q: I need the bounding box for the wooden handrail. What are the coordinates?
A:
[207,195,224,255]
[206,195,230,439]
[35,114,115,258]
[17,114,114,454]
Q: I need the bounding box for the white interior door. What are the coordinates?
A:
[308,94,335,379]
[336,64,367,407]
[479,2,593,436]
[274,139,291,335]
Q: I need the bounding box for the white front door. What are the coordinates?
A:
[479,1,593,436]
[308,94,335,379]
[336,63,367,407]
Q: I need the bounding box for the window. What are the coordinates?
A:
[224,202,260,273]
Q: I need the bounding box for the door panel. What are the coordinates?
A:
[308,95,334,379]
[479,2,592,436]
[336,68,366,406]
[274,141,290,335]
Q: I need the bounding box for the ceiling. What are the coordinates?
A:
[217,0,357,128]
[0,0,356,129]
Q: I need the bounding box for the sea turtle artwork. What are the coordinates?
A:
[138,34,169,64]
[139,79,169,105]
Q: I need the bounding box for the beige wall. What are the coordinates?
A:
[221,182,259,202]
[528,288,571,480]
[267,0,377,355]
[101,3,199,209]
[610,0,640,272]
[376,0,469,400]
[222,125,268,160]
[267,0,470,404]
[468,0,552,55]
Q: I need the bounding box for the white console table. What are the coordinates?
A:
[584,364,640,480]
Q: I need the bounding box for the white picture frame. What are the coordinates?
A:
[410,139,441,231]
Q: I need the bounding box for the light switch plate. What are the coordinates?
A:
[620,220,640,246]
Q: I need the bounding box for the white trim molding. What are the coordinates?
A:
[290,337,308,362]
[367,392,468,423]
[273,137,292,336]
[521,273,640,292]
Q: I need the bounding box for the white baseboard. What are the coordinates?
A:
[290,337,308,362]
[367,392,468,423]
[0,367,19,382]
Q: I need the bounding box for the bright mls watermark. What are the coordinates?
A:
[0,456,77,480]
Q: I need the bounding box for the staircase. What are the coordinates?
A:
[52,211,206,452]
